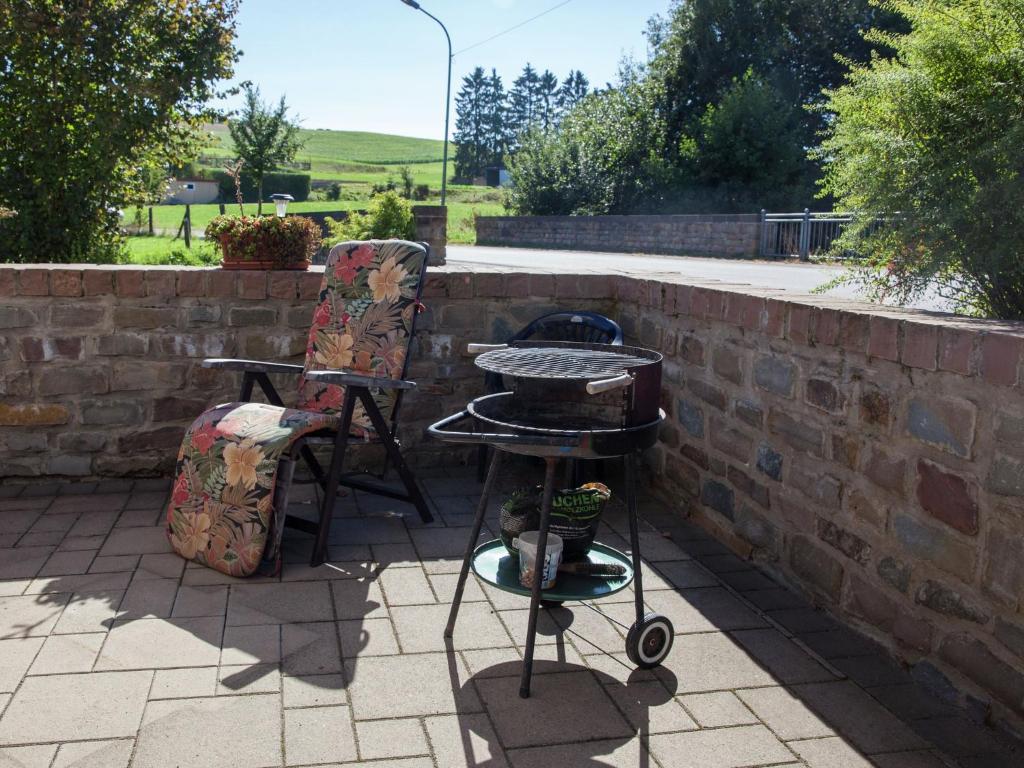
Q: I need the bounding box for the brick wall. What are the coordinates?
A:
[0,265,611,477]
[475,214,761,257]
[615,278,1024,729]
[1,263,1023,727]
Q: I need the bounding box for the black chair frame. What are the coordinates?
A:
[201,243,433,568]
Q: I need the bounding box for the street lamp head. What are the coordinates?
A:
[269,193,294,218]
[399,0,421,8]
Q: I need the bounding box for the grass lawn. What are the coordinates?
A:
[122,200,505,264]
[122,235,219,265]
[138,200,504,244]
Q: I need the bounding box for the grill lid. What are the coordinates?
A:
[474,340,660,380]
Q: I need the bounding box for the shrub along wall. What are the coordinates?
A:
[0,263,1022,727]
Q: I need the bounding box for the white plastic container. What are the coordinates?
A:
[517,531,563,590]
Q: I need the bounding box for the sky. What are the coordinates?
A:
[214,0,670,139]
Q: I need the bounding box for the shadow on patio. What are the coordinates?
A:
[0,464,1021,767]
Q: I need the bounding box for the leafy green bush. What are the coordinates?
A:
[506,76,676,215]
[413,184,430,201]
[325,191,415,242]
[161,246,220,267]
[0,1,237,263]
[370,177,398,196]
[690,71,812,210]
[206,214,322,266]
[326,182,342,201]
[820,0,1024,319]
[210,170,311,203]
[398,166,414,199]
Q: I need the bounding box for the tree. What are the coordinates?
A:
[506,63,541,148]
[506,70,675,216]
[484,69,508,166]
[228,84,303,215]
[692,71,812,209]
[0,0,239,263]
[557,70,590,116]
[648,0,905,165]
[453,67,490,178]
[537,70,559,131]
[820,0,1024,320]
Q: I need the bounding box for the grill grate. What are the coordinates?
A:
[475,346,655,379]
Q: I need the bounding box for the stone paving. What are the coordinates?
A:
[0,467,1020,768]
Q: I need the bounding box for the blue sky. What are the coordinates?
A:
[215,0,670,139]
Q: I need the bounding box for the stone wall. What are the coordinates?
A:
[614,278,1024,729]
[476,214,761,257]
[1,262,1023,728]
[0,264,611,477]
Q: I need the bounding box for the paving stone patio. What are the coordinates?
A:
[0,468,1021,768]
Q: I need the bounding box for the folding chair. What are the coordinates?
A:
[167,240,432,576]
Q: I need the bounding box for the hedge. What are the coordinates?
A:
[210,170,311,203]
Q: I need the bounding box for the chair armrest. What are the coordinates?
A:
[202,358,305,375]
[304,369,416,390]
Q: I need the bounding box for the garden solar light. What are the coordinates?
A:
[270,193,293,218]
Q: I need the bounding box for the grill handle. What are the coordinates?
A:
[586,373,634,395]
[467,343,508,354]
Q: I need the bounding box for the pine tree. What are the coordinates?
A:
[506,63,541,149]
[537,70,559,131]
[557,70,590,117]
[453,67,489,178]
[484,68,508,168]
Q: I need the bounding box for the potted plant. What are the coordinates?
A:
[206,213,322,270]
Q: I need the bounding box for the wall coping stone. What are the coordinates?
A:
[478,213,763,223]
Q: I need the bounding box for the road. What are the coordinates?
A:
[446,244,946,312]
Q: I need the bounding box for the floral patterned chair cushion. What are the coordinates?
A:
[166,240,427,577]
[295,240,426,437]
[167,402,338,577]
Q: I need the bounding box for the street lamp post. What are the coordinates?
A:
[399,0,451,206]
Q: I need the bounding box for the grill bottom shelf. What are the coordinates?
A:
[470,539,633,602]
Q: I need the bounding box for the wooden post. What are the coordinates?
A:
[184,204,191,249]
[148,207,154,236]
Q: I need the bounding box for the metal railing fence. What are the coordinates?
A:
[759,209,855,260]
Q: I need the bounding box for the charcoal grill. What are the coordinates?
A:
[431,340,674,698]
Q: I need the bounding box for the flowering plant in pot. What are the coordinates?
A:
[206,214,322,270]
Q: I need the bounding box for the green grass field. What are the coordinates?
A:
[128,126,505,263]
[200,124,456,185]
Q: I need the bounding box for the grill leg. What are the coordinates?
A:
[520,456,558,699]
[445,449,502,638]
[626,451,645,626]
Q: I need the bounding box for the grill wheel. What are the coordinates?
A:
[625,612,675,669]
